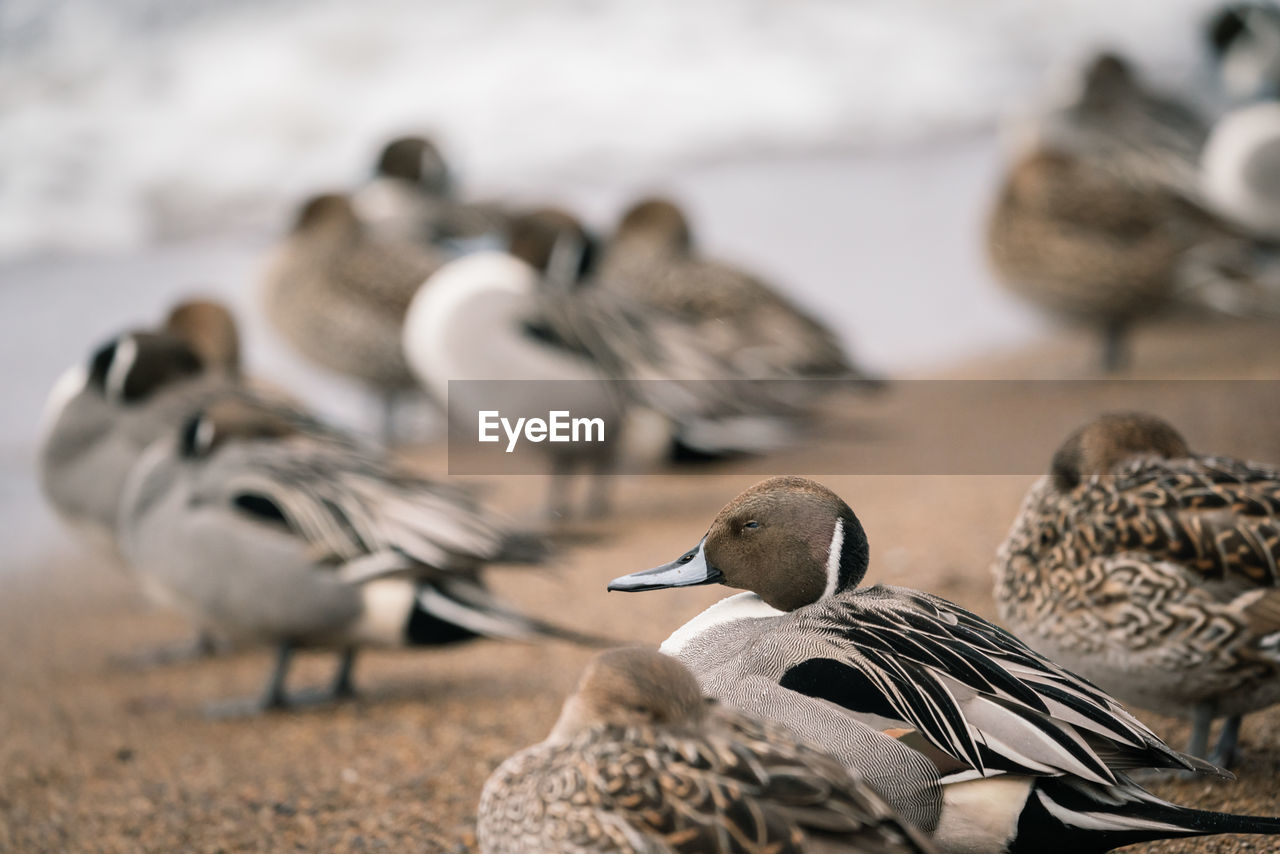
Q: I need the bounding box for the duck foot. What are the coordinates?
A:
[201,645,359,718]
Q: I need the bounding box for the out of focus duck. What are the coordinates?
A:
[116,396,591,713]
[262,192,445,441]
[352,134,506,252]
[39,299,247,553]
[1207,1,1280,102]
[598,197,876,384]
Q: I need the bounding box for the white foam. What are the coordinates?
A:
[0,0,1221,257]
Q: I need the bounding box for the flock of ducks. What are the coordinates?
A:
[29,4,1280,853]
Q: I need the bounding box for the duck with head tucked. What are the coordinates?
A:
[609,476,1280,854]
[352,134,506,251]
[116,395,598,713]
[478,646,938,854]
[995,412,1280,768]
[598,197,877,386]
[39,298,264,555]
[262,192,446,442]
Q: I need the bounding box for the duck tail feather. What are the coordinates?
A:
[412,582,616,648]
[1012,777,1280,853]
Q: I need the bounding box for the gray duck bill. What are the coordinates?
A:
[606,541,723,591]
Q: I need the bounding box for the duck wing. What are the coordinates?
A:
[190,436,541,576]
[773,586,1209,784]
[533,284,814,426]
[1048,456,1280,589]
[550,712,936,854]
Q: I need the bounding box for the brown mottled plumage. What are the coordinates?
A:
[995,412,1280,765]
[477,648,935,854]
[262,193,444,438]
[987,54,1260,371]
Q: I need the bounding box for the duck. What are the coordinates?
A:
[597,197,875,385]
[116,395,595,713]
[477,646,938,854]
[404,209,846,517]
[1201,100,1280,240]
[1029,53,1209,201]
[261,192,446,442]
[1207,1,1280,103]
[987,52,1280,372]
[607,476,1280,854]
[402,208,627,519]
[352,134,506,252]
[994,412,1280,768]
[38,299,249,554]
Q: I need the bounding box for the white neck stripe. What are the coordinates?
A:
[822,518,844,599]
[105,337,138,404]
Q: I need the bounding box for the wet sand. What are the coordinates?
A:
[4,317,1280,853]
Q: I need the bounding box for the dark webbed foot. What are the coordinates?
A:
[201,645,359,718]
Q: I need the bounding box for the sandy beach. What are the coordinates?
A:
[4,316,1280,853]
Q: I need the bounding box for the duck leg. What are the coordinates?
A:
[380,390,399,446]
[1099,317,1130,373]
[1186,701,1214,759]
[258,643,295,710]
[328,647,358,700]
[203,642,295,718]
[1209,714,1242,768]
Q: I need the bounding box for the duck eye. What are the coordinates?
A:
[743,521,760,530]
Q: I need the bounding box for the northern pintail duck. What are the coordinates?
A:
[405,209,847,516]
[477,647,937,854]
[992,53,1280,370]
[116,396,592,712]
[1201,4,1280,239]
[994,412,1280,767]
[986,136,1275,371]
[598,197,873,384]
[262,192,446,441]
[39,299,248,553]
[608,476,1280,853]
[1208,2,1280,102]
[352,134,506,251]
[403,208,624,519]
[1201,100,1280,239]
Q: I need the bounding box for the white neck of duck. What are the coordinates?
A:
[659,592,784,656]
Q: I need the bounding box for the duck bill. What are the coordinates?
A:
[607,539,723,592]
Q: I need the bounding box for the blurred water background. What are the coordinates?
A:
[0,0,1231,566]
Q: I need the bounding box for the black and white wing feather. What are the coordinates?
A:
[776,586,1214,784]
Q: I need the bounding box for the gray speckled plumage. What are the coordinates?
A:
[477,648,936,854]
